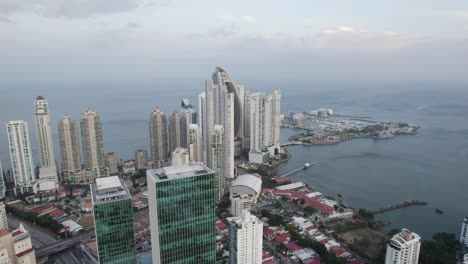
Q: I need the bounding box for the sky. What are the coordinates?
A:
[1,0,468,82]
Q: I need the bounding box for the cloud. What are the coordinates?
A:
[127,22,141,28]
[0,17,14,23]
[0,0,156,18]
[241,26,407,51]
[217,14,256,24]
[240,15,255,23]
[208,24,237,38]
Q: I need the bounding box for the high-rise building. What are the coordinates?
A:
[149,107,168,163]
[135,149,148,170]
[91,176,136,264]
[33,97,59,194]
[58,115,81,181]
[211,125,225,201]
[460,216,468,247]
[188,124,202,163]
[0,223,36,264]
[198,92,207,164]
[105,152,118,175]
[171,147,189,166]
[33,96,56,168]
[181,98,197,126]
[203,67,240,180]
[81,108,106,179]
[0,161,5,199]
[230,174,262,217]
[0,202,7,230]
[248,90,281,164]
[385,228,421,264]
[228,210,263,264]
[169,111,187,153]
[6,121,35,194]
[147,164,217,263]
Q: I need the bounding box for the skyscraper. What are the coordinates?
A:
[81,108,105,178]
[149,107,168,163]
[203,67,239,180]
[91,176,136,264]
[6,121,35,194]
[211,125,225,201]
[0,201,7,230]
[0,161,5,199]
[385,228,421,264]
[171,147,189,166]
[58,115,81,181]
[198,92,207,164]
[248,90,281,163]
[147,164,217,263]
[169,111,187,153]
[135,149,148,170]
[228,210,263,264]
[105,152,118,175]
[188,124,202,163]
[33,96,56,169]
[460,216,468,247]
[181,98,197,126]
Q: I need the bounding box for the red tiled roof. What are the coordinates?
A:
[48,209,65,217]
[274,234,288,244]
[330,246,348,257]
[33,204,55,214]
[263,260,277,264]
[285,241,301,252]
[263,227,274,236]
[262,249,273,260]
[271,190,335,215]
[15,247,34,257]
[11,230,23,237]
[216,221,227,230]
[273,177,291,184]
[303,256,321,264]
[305,225,318,231]
[0,229,10,237]
[347,258,363,264]
[319,238,332,244]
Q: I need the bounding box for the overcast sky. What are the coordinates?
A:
[1,0,468,82]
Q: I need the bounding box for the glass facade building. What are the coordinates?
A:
[147,164,217,264]
[91,176,136,264]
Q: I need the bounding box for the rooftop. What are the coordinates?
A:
[231,174,262,195]
[91,176,130,204]
[147,163,213,182]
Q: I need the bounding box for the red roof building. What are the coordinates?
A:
[330,246,350,258]
[285,241,302,253]
[33,204,56,216]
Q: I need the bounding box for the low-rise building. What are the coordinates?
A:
[0,224,36,264]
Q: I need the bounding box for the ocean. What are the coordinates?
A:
[1,79,467,239]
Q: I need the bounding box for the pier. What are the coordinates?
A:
[279,162,317,178]
[372,200,427,214]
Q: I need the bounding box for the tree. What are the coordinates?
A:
[357,208,374,219]
[419,232,458,264]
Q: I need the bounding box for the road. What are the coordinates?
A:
[7,214,83,264]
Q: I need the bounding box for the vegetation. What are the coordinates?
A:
[357,208,374,219]
[6,205,64,233]
[261,210,346,264]
[216,195,231,216]
[419,232,458,264]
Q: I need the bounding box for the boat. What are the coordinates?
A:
[435,209,444,215]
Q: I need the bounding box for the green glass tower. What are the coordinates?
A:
[147,164,216,264]
[91,176,136,264]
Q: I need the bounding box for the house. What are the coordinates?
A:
[33,204,56,217]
